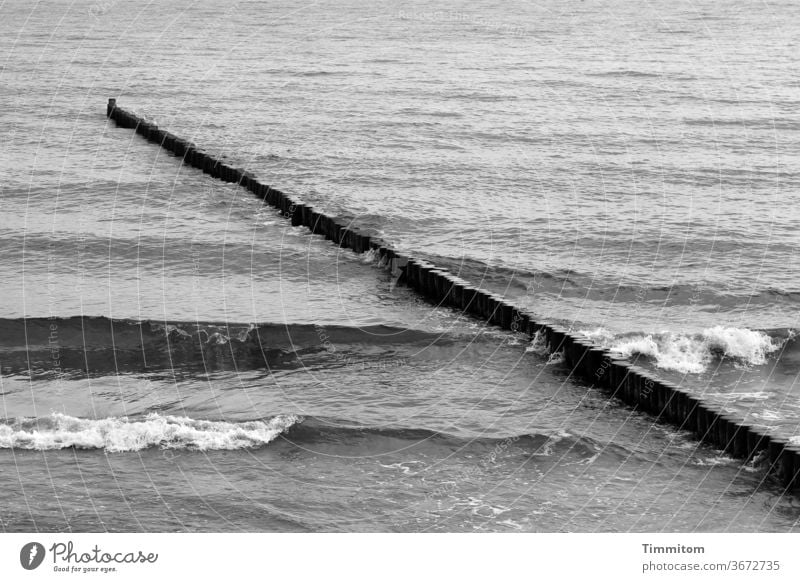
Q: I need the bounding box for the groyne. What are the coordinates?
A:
[106,98,800,491]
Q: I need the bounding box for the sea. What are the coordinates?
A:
[2,0,800,532]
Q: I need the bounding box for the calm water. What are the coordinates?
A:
[2,0,800,532]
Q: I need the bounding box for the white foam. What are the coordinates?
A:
[360,248,379,264]
[701,326,778,364]
[577,327,616,344]
[581,326,781,374]
[691,454,737,467]
[612,333,709,373]
[525,330,548,355]
[0,412,301,452]
[205,331,230,345]
[704,391,771,401]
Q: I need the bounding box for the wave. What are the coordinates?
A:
[0,412,300,452]
[410,254,800,311]
[579,326,784,374]
[0,412,612,458]
[586,70,662,78]
[0,316,448,351]
[0,316,460,376]
[415,254,580,292]
[684,118,800,131]
[282,417,621,460]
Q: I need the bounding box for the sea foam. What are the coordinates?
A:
[0,412,301,452]
[578,326,780,374]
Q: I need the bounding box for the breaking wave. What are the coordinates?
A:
[0,412,301,452]
[579,326,783,374]
[0,413,626,462]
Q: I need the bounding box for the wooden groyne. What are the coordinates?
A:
[106,98,800,492]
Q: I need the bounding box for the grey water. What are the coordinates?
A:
[2,0,800,532]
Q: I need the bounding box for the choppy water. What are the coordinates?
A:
[2,0,800,532]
